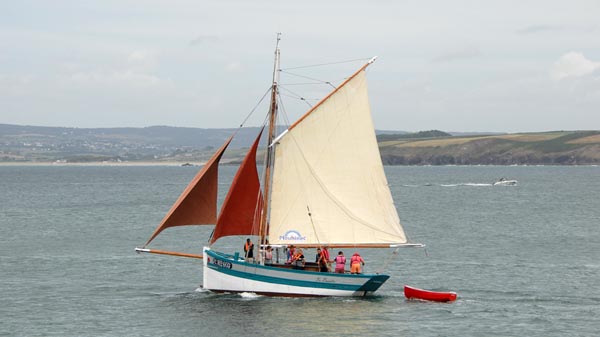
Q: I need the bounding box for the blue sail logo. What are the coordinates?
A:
[280,230,306,241]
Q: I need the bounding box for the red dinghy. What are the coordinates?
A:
[404,285,457,302]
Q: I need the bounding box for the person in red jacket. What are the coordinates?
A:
[322,246,331,271]
[317,248,328,272]
[350,252,365,274]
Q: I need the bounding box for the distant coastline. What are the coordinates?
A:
[378,130,600,165]
[1,124,599,165]
[1,162,598,167]
[0,161,189,167]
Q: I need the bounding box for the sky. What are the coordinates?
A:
[1,0,599,133]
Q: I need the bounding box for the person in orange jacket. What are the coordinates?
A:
[350,252,365,274]
[291,249,305,269]
[244,238,254,261]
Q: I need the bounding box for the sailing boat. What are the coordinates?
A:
[136,36,423,297]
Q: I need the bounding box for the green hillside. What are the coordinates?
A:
[1,124,599,165]
[379,131,600,165]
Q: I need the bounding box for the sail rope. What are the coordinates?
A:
[278,86,325,108]
[276,92,298,137]
[375,242,428,274]
[276,93,291,128]
[374,247,401,274]
[251,115,271,244]
[238,85,273,128]
[279,70,337,89]
[306,205,322,247]
[280,58,371,71]
[208,93,271,246]
[280,81,332,86]
[279,58,372,99]
[276,60,362,127]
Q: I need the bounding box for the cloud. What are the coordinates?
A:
[0,74,34,96]
[517,25,598,35]
[551,52,600,81]
[517,25,564,34]
[431,46,483,63]
[128,50,149,63]
[62,49,166,89]
[127,50,158,71]
[189,35,219,46]
[225,62,242,72]
[69,69,161,88]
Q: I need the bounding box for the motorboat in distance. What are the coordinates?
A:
[493,177,518,186]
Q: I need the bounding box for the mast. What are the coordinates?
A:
[258,33,281,248]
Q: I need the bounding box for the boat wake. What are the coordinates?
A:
[239,292,262,299]
[402,181,523,187]
[403,183,495,187]
[443,183,492,187]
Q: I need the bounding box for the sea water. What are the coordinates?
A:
[1,165,598,337]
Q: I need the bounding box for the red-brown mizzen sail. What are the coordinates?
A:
[210,129,264,244]
[144,137,232,247]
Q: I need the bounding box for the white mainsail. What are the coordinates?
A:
[268,67,407,247]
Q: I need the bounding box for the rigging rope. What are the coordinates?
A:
[280,58,371,71]
[278,87,316,108]
[306,205,322,247]
[277,59,372,124]
[375,247,400,274]
[277,93,292,128]
[375,242,428,274]
[238,85,273,128]
[279,70,336,89]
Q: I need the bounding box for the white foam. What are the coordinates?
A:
[239,292,261,299]
[194,286,209,293]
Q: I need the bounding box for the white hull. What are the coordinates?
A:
[202,247,389,297]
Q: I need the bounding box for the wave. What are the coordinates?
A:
[403,183,495,187]
[239,292,262,299]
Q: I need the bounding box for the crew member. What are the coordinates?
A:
[350,252,365,274]
[317,248,328,272]
[244,238,254,262]
[291,249,305,269]
[334,251,346,274]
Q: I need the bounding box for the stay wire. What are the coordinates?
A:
[278,86,317,108]
[277,93,292,128]
[238,85,273,129]
[376,247,401,275]
[281,58,371,71]
[279,70,337,89]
